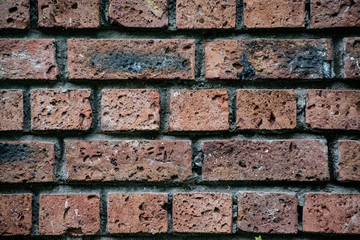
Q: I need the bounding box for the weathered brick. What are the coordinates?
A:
[0,0,30,29]
[176,0,236,29]
[109,0,168,28]
[68,39,195,80]
[203,140,329,181]
[238,192,298,234]
[168,89,229,132]
[0,39,58,80]
[338,140,360,181]
[38,0,100,28]
[31,89,92,131]
[205,39,332,80]
[108,193,168,233]
[236,90,297,130]
[0,194,32,236]
[39,194,100,235]
[344,37,360,79]
[0,90,23,131]
[65,140,192,181]
[243,0,305,28]
[0,142,54,183]
[303,193,360,234]
[172,193,232,233]
[306,90,360,130]
[310,0,360,28]
[101,89,160,131]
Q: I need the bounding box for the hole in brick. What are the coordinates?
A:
[9,7,18,13]
[41,5,49,9]
[6,18,14,23]
[71,3,78,9]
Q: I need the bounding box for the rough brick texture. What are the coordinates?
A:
[203,140,329,181]
[0,39,58,80]
[306,90,360,130]
[338,140,360,181]
[0,90,23,131]
[344,37,360,79]
[243,0,305,28]
[0,194,32,236]
[0,141,54,183]
[205,39,332,80]
[31,89,92,131]
[109,0,168,28]
[38,0,100,28]
[168,89,229,131]
[108,193,168,233]
[65,140,192,181]
[101,89,160,131]
[68,39,195,80]
[0,0,30,29]
[236,90,297,130]
[238,192,298,234]
[172,193,233,233]
[176,0,236,29]
[303,193,360,234]
[39,194,100,235]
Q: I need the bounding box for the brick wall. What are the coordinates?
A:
[0,0,359,239]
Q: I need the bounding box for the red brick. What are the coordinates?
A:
[0,0,30,29]
[101,89,160,131]
[0,194,32,236]
[168,89,229,131]
[236,90,297,130]
[338,140,360,181]
[310,0,360,28]
[109,0,168,28]
[0,141,54,183]
[0,90,23,131]
[172,193,232,233]
[38,0,100,28]
[243,0,305,29]
[65,140,192,181]
[68,39,195,80]
[108,193,168,233]
[176,0,236,29]
[306,90,360,130]
[344,37,360,79]
[205,39,332,80]
[0,39,58,80]
[203,140,329,181]
[238,192,298,234]
[31,89,92,131]
[39,194,100,235]
[303,193,360,234]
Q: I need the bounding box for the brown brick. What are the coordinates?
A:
[65,140,192,181]
[38,0,100,28]
[243,0,305,28]
[172,193,232,233]
[31,89,92,131]
[101,89,160,131]
[310,0,360,28]
[203,139,329,181]
[0,0,30,29]
[0,90,23,131]
[236,90,297,130]
[109,0,168,28]
[68,39,195,80]
[0,194,32,236]
[176,0,236,29]
[0,142,54,183]
[168,89,229,132]
[108,193,168,233]
[205,39,332,80]
[344,38,360,79]
[306,90,360,130]
[338,140,360,181]
[238,192,298,234]
[0,39,58,80]
[303,193,360,234]
[39,194,100,235]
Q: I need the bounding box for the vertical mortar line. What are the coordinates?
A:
[305,0,311,29]
[327,136,339,182]
[100,0,110,27]
[29,0,38,29]
[297,202,303,232]
[232,192,238,234]
[91,87,102,134]
[55,38,68,85]
[191,139,203,181]
[236,0,244,30]
[167,192,173,233]
[228,88,237,132]
[55,137,66,183]
[168,0,177,31]
[23,86,32,133]
[159,88,170,135]
[31,190,40,235]
[100,188,107,235]
[294,89,307,131]
[195,39,206,84]
[332,37,345,79]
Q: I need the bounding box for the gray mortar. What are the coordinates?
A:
[236,0,244,30]
[168,0,177,31]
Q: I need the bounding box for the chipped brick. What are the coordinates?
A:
[344,37,360,79]
[0,90,23,131]
[338,140,360,181]
[0,0,30,29]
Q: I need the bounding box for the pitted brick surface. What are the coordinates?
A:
[338,140,360,181]
[344,38,360,79]
[0,0,30,29]
[0,90,23,131]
